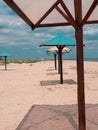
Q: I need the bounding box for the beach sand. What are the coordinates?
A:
[0,60,98,130]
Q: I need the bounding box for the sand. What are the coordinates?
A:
[0,60,98,130]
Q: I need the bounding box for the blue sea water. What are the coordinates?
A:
[84,58,98,62]
[0,44,98,62]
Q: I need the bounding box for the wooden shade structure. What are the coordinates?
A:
[47,46,71,72]
[47,51,57,70]
[40,34,74,84]
[0,52,11,70]
[3,0,98,130]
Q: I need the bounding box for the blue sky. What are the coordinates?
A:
[0,0,98,60]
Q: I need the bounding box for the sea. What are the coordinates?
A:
[0,44,98,62]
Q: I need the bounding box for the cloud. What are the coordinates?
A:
[22,47,29,50]
[84,26,98,35]
[83,25,98,44]
[0,0,98,60]
[0,0,75,47]
[34,33,52,38]
[85,40,98,44]
[0,10,33,46]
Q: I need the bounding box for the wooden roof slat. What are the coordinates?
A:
[37,22,71,28]
[95,0,98,4]
[85,20,98,24]
[81,0,98,26]
[34,1,59,28]
[58,0,76,26]
[74,0,82,23]
[55,6,77,28]
[3,0,35,30]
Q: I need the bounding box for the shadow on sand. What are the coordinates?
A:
[0,69,14,71]
[40,79,77,86]
[16,104,98,130]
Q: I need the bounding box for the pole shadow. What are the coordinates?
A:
[40,79,77,86]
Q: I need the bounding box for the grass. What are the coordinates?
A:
[0,59,42,65]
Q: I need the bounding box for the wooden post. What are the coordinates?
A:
[74,0,86,130]
[58,51,60,74]
[54,54,57,70]
[58,45,63,84]
[5,56,7,70]
[76,27,86,130]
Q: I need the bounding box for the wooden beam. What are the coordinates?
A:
[35,1,59,28]
[81,0,98,25]
[4,56,7,70]
[95,0,98,4]
[3,0,35,30]
[85,20,98,24]
[54,54,57,70]
[74,0,86,130]
[58,0,77,28]
[55,6,76,28]
[37,22,71,28]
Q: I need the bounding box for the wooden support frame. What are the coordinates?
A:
[55,6,76,28]
[34,1,59,28]
[58,0,77,28]
[3,0,68,29]
[3,0,98,29]
[85,20,98,24]
[3,0,78,29]
[81,0,98,26]
[37,22,71,28]
[74,0,86,130]
[35,0,77,28]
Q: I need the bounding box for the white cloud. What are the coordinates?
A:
[34,33,45,37]
[84,40,98,44]
[84,25,98,35]
[34,33,53,38]
[22,47,29,50]
[84,28,98,35]
[1,28,11,33]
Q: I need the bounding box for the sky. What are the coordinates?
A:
[0,0,98,60]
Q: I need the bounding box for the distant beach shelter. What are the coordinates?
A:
[47,51,57,70]
[0,52,11,70]
[40,34,76,84]
[47,46,71,71]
